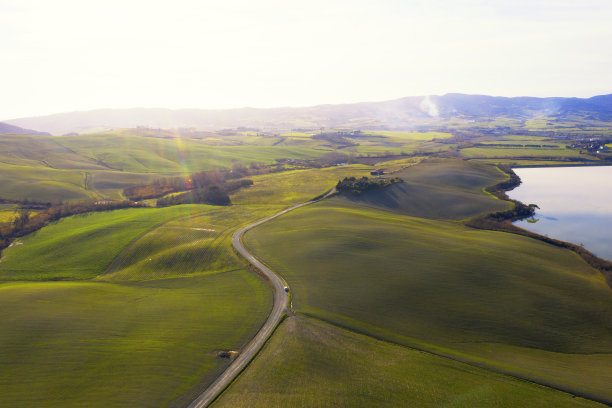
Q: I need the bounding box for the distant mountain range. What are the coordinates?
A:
[4,93,612,135]
[0,122,50,136]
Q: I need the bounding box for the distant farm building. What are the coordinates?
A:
[370,169,385,176]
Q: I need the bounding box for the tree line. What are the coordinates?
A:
[0,200,141,252]
[336,176,403,195]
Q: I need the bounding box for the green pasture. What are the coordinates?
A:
[342,144,415,155]
[230,165,372,205]
[0,162,98,202]
[0,273,271,408]
[0,161,163,202]
[214,316,604,408]
[460,146,592,159]
[335,159,510,219]
[468,158,593,167]
[362,130,453,140]
[0,134,106,169]
[101,205,282,282]
[0,204,19,224]
[58,132,327,173]
[244,200,612,402]
[373,156,423,171]
[489,135,551,142]
[474,140,565,147]
[0,205,206,280]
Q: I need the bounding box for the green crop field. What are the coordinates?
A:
[58,132,327,173]
[362,130,453,140]
[0,202,277,407]
[0,162,100,202]
[100,205,281,282]
[243,164,612,401]
[468,158,593,167]
[0,206,208,280]
[0,134,107,169]
[230,165,372,206]
[460,146,592,159]
[0,273,271,408]
[214,316,604,408]
[1,125,611,407]
[335,159,511,219]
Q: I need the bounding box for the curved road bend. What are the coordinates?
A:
[187,189,335,408]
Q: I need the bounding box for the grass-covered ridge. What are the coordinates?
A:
[0,203,278,407]
[57,132,327,173]
[0,205,205,280]
[243,178,612,401]
[0,274,271,408]
[230,165,372,205]
[334,159,511,219]
[214,316,605,408]
[100,205,282,282]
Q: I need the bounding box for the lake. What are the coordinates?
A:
[508,166,612,261]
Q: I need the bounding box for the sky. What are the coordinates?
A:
[2,0,612,119]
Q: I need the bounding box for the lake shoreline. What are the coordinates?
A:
[467,165,612,289]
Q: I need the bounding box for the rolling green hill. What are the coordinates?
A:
[0,273,270,408]
[0,203,276,407]
[100,205,282,282]
[0,206,206,281]
[336,159,511,219]
[230,165,372,206]
[243,163,612,402]
[214,316,605,408]
[57,132,326,173]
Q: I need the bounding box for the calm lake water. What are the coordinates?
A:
[508,166,612,261]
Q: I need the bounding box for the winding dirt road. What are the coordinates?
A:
[187,189,335,408]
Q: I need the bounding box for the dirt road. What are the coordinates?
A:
[187,189,335,408]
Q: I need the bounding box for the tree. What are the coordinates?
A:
[12,209,30,231]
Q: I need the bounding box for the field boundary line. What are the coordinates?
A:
[298,312,612,406]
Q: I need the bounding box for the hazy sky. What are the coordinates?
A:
[2,0,612,119]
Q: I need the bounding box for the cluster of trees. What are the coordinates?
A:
[336,176,402,195]
[0,200,140,251]
[157,179,253,207]
[123,161,276,203]
[123,178,184,201]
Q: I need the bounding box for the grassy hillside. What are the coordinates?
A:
[336,159,511,219]
[243,200,612,402]
[460,146,593,160]
[0,206,206,280]
[0,134,106,169]
[214,316,604,408]
[100,205,282,282]
[0,203,277,407]
[58,132,326,173]
[0,274,271,408]
[230,165,372,205]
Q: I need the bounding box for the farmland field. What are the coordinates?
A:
[242,161,612,402]
[0,273,270,408]
[230,165,372,205]
[0,205,206,280]
[334,159,511,219]
[0,203,277,407]
[214,316,605,408]
[460,146,592,159]
[1,123,611,407]
[100,204,282,282]
[57,132,327,173]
